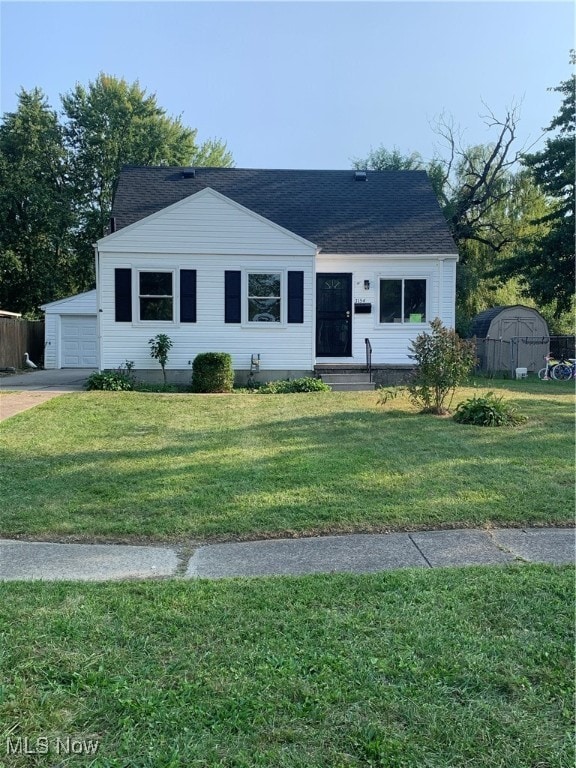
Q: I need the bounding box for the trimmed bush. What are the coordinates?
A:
[453,392,527,427]
[258,377,331,394]
[191,353,234,393]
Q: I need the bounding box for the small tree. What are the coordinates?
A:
[148,334,173,384]
[407,318,476,415]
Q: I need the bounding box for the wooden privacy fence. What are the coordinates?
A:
[0,319,45,369]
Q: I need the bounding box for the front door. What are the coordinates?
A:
[316,273,352,357]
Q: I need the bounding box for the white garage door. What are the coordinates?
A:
[61,315,97,367]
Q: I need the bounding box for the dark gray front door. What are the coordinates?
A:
[316,273,352,357]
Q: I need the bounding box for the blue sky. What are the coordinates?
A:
[0,1,573,169]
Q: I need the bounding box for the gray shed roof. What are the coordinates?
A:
[469,307,507,338]
[111,167,458,255]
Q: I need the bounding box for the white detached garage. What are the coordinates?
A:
[40,290,98,369]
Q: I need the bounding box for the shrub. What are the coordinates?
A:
[258,377,331,394]
[407,318,477,414]
[85,370,133,391]
[376,386,405,406]
[453,392,527,427]
[191,353,234,393]
[148,334,173,384]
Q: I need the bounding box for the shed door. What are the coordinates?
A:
[61,315,97,367]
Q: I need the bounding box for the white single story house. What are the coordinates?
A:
[42,167,459,383]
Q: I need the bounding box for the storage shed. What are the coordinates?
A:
[40,290,98,369]
[470,305,549,373]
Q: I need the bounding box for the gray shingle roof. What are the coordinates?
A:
[469,307,507,338]
[111,166,458,255]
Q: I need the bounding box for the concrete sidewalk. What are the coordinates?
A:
[0,528,573,582]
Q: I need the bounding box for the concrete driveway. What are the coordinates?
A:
[0,369,94,421]
[0,368,95,391]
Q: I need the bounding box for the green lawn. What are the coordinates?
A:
[0,381,573,540]
[0,566,573,768]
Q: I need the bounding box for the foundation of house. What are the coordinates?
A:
[115,365,415,388]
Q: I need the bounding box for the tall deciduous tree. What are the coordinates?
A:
[352,146,426,171]
[62,73,234,286]
[498,61,575,316]
[0,88,76,316]
[455,168,552,331]
[0,74,235,315]
[431,107,524,253]
[353,121,519,330]
[355,108,524,256]
[352,106,562,333]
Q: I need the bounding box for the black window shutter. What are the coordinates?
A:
[180,270,197,323]
[287,271,304,323]
[115,268,132,322]
[225,271,241,323]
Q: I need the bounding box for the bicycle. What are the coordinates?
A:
[551,355,576,381]
[538,354,576,380]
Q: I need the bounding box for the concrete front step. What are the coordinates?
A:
[320,373,370,383]
[319,373,375,391]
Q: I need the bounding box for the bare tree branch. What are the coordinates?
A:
[430,105,522,252]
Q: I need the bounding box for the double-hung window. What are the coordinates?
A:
[247,272,281,322]
[224,270,303,324]
[139,271,173,322]
[379,278,427,324]
[114,268,196,324]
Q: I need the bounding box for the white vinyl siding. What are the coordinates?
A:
[97,189,316,372]
[316,254,457,364]
[98,188,315,257]
[99,254,314,371]
[441,259,457,328]
[43,314,58,369]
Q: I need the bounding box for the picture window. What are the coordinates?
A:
[379,279,426,324]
